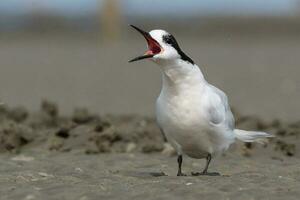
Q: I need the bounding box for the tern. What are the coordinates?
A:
[129,25,273,176]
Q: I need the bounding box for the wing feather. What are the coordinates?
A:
[204,85,234,128]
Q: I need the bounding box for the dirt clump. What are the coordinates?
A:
[0,102,298,157]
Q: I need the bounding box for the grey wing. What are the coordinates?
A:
[205,85,235,129]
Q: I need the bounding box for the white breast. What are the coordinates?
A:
[156,89,213,158]
[156,62,234,158]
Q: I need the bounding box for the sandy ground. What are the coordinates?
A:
[1,150,300,200]
[0,102,299,200]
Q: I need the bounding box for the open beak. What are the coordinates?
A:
[129,25,162,62]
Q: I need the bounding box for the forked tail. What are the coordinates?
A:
[234,129,274,143]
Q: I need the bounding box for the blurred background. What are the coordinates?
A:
[0,0,299,121]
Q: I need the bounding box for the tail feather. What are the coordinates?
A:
[234,129,274,143]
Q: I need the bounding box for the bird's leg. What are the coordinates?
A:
[191,154,219,176]
[177,155,186,176]
[201,154,212,174]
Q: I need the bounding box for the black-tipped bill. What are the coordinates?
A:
[129,25,162,62]
[130,25,150,39]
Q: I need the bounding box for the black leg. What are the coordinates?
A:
[202,154,212,174]
[191,154,220,176]
[177,155,186,176]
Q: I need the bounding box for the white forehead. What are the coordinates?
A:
[149,29,169,42]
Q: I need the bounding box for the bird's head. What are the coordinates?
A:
[129,25,194,65]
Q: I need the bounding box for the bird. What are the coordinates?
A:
[129,25,273,176]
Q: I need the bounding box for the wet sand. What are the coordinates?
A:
[1,151,300,200]
[0,102,299,200]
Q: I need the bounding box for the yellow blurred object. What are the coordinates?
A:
[100,0,121,41]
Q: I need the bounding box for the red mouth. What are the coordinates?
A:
[144,36,162,56]
[129,25,162,62]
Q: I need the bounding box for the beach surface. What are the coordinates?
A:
[1,151,300,200]
[0,102,299,200]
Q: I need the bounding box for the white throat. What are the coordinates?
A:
[157,59,206,94]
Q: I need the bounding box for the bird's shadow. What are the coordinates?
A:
[120,170,167,178]
[191,172,221,176]
[118,170,224,178]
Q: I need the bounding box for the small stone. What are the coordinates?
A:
[126,142,137,153]
[24,195,36,200]
[75,167,83,172]
[11,155,34,162]
[38,172,54,178]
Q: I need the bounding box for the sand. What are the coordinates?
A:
[0,102,299,200]
[1,151,300,200]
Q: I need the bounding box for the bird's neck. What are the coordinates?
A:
[159,59,206,93]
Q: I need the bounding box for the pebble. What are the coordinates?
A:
[11,155,34,162]
[126,142,137,153]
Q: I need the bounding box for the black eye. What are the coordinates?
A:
[163,35,173,45]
